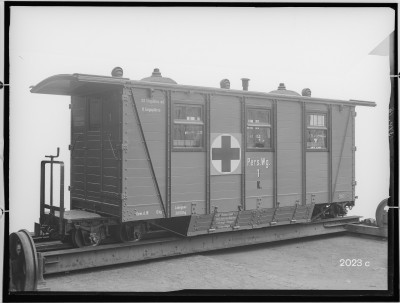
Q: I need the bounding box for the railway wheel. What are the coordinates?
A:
[9,230,39,291]
[71,228,103,247]
[71,228,90,248]
[375,199,388,228]
[112,223,142,243]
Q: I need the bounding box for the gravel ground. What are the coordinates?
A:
[44,234,387,292]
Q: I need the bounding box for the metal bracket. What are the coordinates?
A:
[124,87,132,95]
[148,88,154,99]
[256,197,262,209]
[291,203,298,223]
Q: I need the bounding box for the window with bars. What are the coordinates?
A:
[246,108,272,150]
[173,104,204,148]
[306,113,327,150]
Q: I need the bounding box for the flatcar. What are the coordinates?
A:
[29,67,375,247]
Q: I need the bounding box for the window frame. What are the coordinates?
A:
[306,111,329,151]
[246,106,273,152]
[172,102,205,151]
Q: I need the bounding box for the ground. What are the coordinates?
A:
[43,233,388,292]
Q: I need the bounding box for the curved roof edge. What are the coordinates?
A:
[30,74,129,96]
[30,73,376,107]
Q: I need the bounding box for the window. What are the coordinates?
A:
[307,113,327,150]
[88,99,101,130]
[173,104,204,148]
[247,108,272,149]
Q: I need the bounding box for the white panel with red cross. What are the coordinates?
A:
[210,133,242,175]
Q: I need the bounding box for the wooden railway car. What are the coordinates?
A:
[30,67,375,246]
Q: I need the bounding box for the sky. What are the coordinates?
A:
[7,6,394,232]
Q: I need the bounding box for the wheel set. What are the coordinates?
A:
[9,230,39,291]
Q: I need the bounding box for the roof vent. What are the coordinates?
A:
[111,67,123,77]
[241,78,250,91]
[151,68,162,77]
[269,83,301,96]
[302,88,312,97]
[220,79,230,89]
[141,68,177,84]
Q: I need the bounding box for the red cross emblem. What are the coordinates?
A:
[211,134,241,174]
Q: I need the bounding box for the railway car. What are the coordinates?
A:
[29,67,375,247]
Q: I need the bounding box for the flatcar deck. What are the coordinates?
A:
[9,216,362,291]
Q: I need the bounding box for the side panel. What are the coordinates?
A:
[70,91,122,217]
[100,91,123,214]
[306,152,329,204]
[170,91,206,216]
[171,152,206,216]
[331,105,354,202]
[121,87,165,221]
[245,152,274,209]
[244,97,274,210]
[277,102,302,206]
[210,95,241,212]
[71,96,86,202]
[305,103,329,204]
[135,88,167,209]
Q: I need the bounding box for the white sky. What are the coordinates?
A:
[7,6,394,232]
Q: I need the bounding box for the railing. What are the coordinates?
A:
[40,147,65,236]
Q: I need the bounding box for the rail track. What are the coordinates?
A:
[9,215,383,292]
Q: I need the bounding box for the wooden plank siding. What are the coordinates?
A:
[244,97,274,210]
[277,102,302,207]
[121,87,165,221]
[100,92,122,211]
[171,152,206,216]
[210,95,241,212]
[305,103,329,205]
[70,92,122,216]
[331,105,354,203]
[169,91,207,216]
[68,79,358,224]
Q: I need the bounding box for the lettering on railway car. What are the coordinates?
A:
[246,157,271,168]
[175,210,187,215]
[141,98,165,105]
[135,210,149,216]
[214,212,238,228]
[174,205,188,216]
[140,98,164,114]
[141,107,161,113]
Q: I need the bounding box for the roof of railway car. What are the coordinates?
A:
[30,73,376,107]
